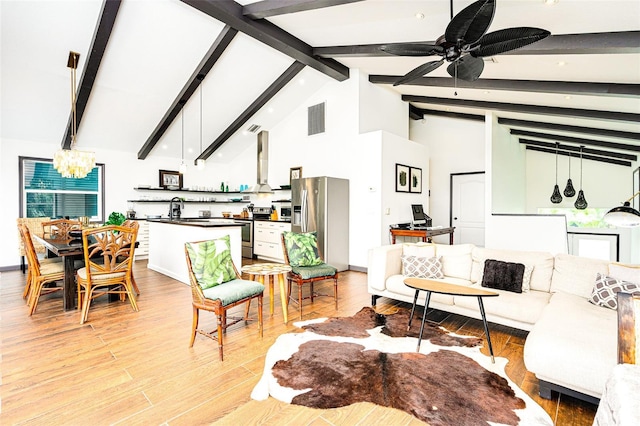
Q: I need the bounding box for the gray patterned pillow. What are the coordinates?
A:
[589,273,640,310]
[401,255,444,279]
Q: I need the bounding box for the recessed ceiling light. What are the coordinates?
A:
[299,79,305,86]
[565,95,572,100]
[543,0,558,5]
[484,91,490,94]
[187,148,193,153]
[268,107,274,113]
[217,153,223,158]
[162,144,168,150]
[415,12,425,19]
[557,61,567,67]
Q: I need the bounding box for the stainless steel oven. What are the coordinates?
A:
[234,219,253,258]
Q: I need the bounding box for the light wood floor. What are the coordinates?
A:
[1,260,597,425]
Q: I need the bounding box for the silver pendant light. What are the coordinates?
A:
[574,145,588,209]
[550,142,562,204]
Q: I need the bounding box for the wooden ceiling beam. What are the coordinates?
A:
[401,95,640,123]
[523,143,632,167]
[314,31,640,57]
[242,0,364,19]
[61,0,121,149]
[182,0,349,81]
[197,61,305,160]
[518,139,637,161]
[498,118,640,141]
[510,129,640,153]
[137,25,238,160]
[369,75,640,98]
[417,108,485,122]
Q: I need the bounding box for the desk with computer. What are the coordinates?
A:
[389,204,455,244]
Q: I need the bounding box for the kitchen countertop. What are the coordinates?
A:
[148,218,242,227]
[137,216,291,224]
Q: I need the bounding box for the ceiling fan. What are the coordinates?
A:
[381,0,550,86]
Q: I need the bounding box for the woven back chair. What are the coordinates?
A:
[18,224,64,315]
[76,224,138,324]
[280,232,338,320]
[184,238,264,361]
[119,220,141,295]
[42,219,82,238]
[16,217,50,272]
[618,292,640,364]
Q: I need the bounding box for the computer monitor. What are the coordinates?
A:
[411,204,429,226]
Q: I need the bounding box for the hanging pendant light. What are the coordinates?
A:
[574,145,588,210]
[53,51,96,179]
[196,76,205,170]
[179,104,187,174]
[550,142,563,204]
[563,153,576,197]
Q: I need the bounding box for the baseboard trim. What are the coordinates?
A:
[349,265,367,273]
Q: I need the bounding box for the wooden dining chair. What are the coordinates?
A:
[280,231,338,320]
[76,225,139,324]
[16,217,50,274]
[618,291,640,364]
[120,220,141,295]
[42,219,82,238]
[185,236,264,361]
[18,224,65,315]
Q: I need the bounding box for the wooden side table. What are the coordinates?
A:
[241,263,292,324]
[390,226,455,244]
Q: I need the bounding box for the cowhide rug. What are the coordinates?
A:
[251,307,552,426]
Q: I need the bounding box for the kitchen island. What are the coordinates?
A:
[147,218,242,285]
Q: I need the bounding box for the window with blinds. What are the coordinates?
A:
[19,157,105,221]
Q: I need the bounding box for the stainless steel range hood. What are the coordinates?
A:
[247,130,273,193]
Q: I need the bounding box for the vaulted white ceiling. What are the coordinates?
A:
[2,0,639,166]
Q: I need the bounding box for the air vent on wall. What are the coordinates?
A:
[308,102,325,136]
[246,124,261,133]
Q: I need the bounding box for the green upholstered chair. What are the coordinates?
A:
[184,237,264,361]
[281,231,338,320]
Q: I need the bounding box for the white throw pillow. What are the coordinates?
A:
[402,242,436,259]
[608,263,640,285]
[435,244,473,280]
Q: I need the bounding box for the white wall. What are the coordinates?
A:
[409,114,485,243]
[491,115,526,213]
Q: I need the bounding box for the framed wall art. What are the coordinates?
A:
[395,163,409,192]
[159,169,183,189]
[410,167,422,193]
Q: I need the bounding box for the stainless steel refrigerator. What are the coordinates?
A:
[291,176,349,271]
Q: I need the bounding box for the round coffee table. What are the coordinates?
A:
[242,263,292,324]
[404,278,499,363]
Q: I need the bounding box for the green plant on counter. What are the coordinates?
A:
[105,211,126,226]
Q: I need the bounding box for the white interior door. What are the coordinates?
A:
[451,172,485,246]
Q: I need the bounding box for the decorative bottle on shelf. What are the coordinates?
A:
[225,183,229,192]
[220,181,224,192]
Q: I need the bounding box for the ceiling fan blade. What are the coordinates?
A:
[471,27,551,57]
[394,59,444,86]
[447,56,484,82]
[380,43,444,57]
[445,0,495,46]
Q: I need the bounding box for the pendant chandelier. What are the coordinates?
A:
[196,76,205,170]
[563,153,576,198]
[550,142,563,204]
[574,145,588,210]
[53,51,96,179]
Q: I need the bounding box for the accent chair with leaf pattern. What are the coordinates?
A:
[184,235,264,361]
[281,231,338,320]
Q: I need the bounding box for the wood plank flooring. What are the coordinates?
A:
[0,260,598,425]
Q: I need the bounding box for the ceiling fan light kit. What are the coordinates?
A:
[382,0,550,85]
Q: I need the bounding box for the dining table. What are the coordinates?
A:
[32,233,85,310]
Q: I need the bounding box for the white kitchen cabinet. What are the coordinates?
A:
[133,220,149,260]
[254,221,290,262]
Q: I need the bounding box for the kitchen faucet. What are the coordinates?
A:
[169,197,183,220]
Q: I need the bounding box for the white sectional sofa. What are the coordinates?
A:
[367,242,638,403]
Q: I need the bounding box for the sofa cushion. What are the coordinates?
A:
[524,291,617,398]
[471,247,554,292]
[550,254,610,298]
[454,286,551,325]
[589,273,640,310]
[434,243,473,280]
[608,263,640,284]
[481,259,527,293]
[401,255,443,279]
[402,242,436,258]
